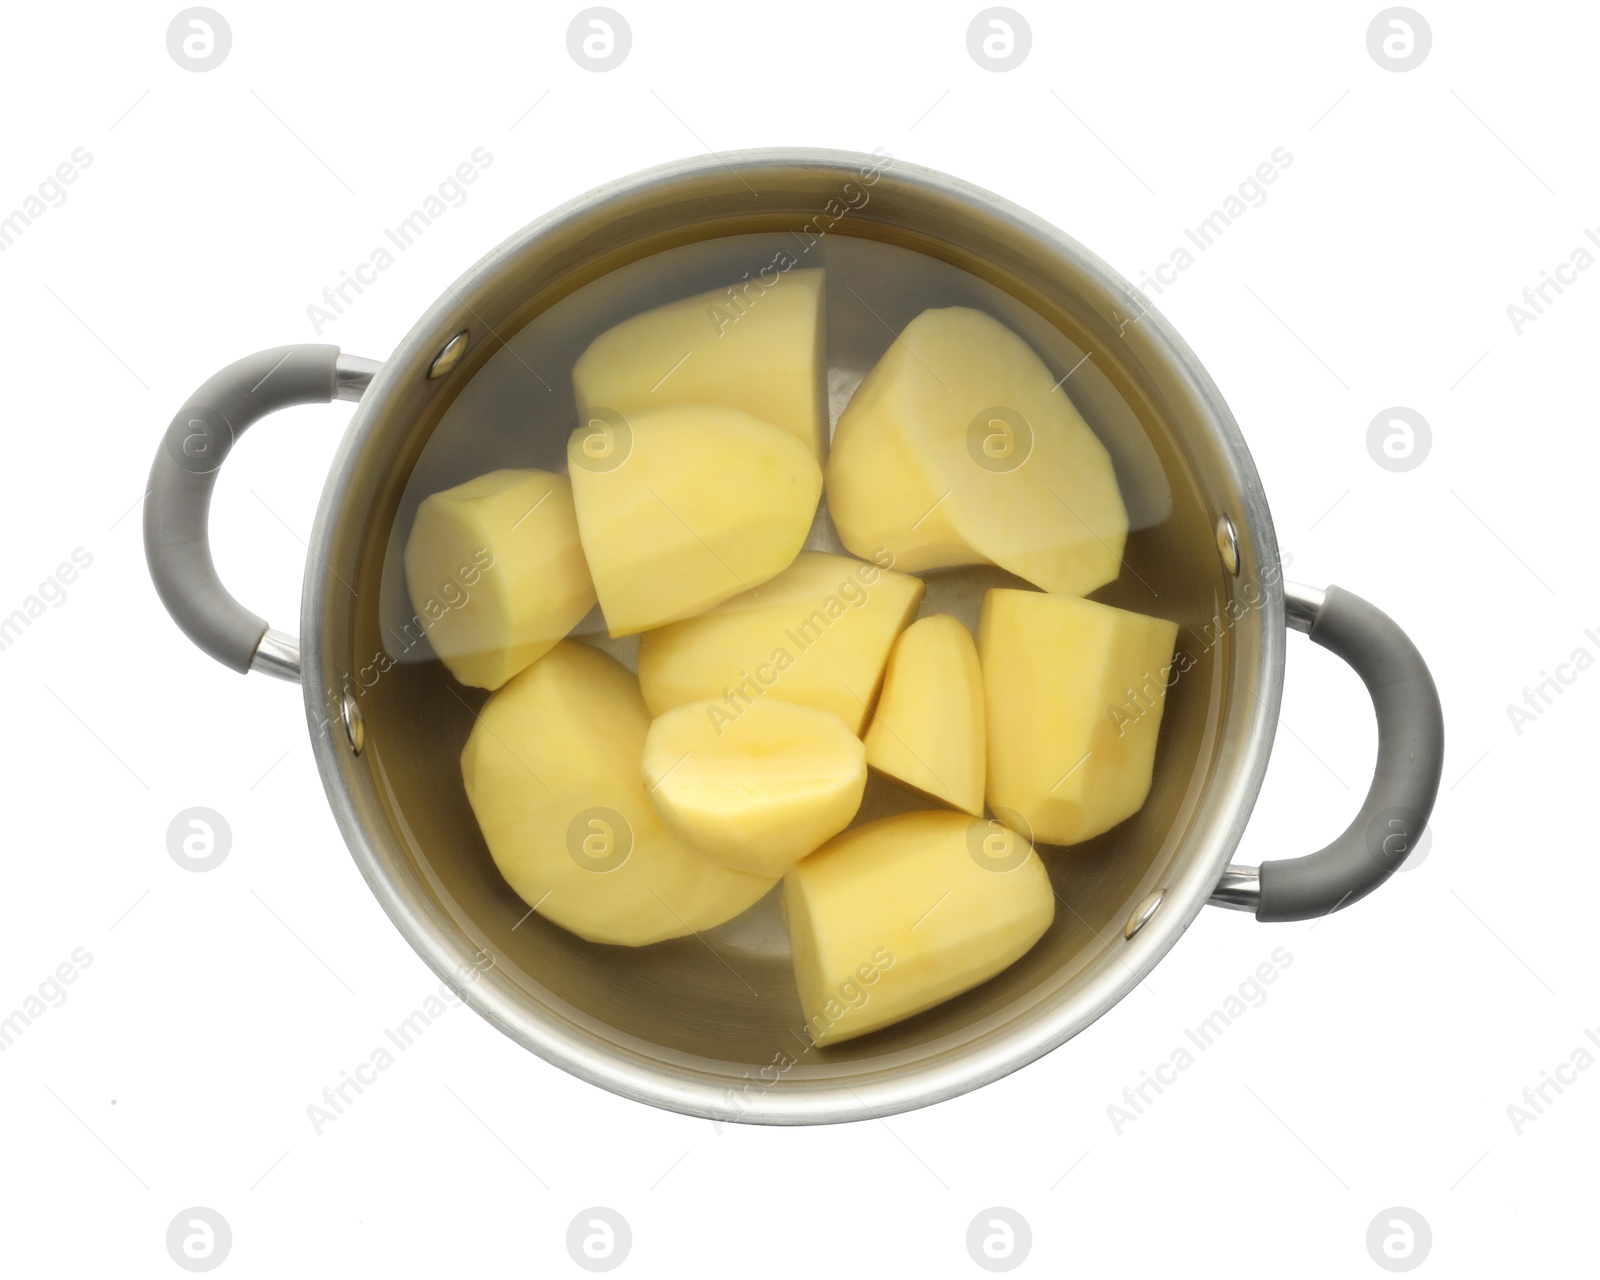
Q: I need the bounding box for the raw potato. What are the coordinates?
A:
[461,641,775,946]
[636,551,925,735]
[567,405,822,636]
[642,698,867,877]
[573,269,827,460]
[864,615,985,815]
[827,306,1129,595]
[979,589,1179,846]
[783,811,1054,1045]
[403,469,596,690]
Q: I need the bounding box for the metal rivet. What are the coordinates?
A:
[427,330,469,380]
[341,692,365,755]
[1215,514,1240,576]
[1124,888,1165,940]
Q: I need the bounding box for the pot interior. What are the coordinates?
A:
[312,154,1281,1120]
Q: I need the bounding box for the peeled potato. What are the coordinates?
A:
[637,551,925,735]
[642,698,866,877]
[573,268,826,460]
[403,469,596,689]
[461,641,775,945]
[979,589,1179,846]
[827,306,1129,595]
[783,811,1054,1045]
[864,615,985,815]
[567,405,821,636]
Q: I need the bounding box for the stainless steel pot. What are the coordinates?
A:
[144,149,1443,1124]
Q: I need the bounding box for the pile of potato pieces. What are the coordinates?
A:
[405,268,1179,1046]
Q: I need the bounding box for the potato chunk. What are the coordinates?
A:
[573,269,827,460]
[642,698,866,877]
[827,306,1129,595]
[460,641,775,945]
[979,589,1179,846]
[782,811,1054,1045]
[567,405,821,636]
[636,551,925,735]
[403,469,595,689]
[864,615,985,815]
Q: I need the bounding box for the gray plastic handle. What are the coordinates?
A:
[1214,584,1445,922]
[144,345,342,677]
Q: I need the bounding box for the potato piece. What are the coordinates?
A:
[636,551,925,735]
[782,811,1054,1045]
[864,615,985,815]
[642,698,866,877]
[573,269,826,460]
[403,469,595,690]
[979,589,1179,846]
[567,405,822,636]
[461,641,775,946]
[827,306,1129,595]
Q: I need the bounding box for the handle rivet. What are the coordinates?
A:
[427,331,470,380]
[1215,514,1240,576]
[341,692,365,755]
[1124,889,1165,940]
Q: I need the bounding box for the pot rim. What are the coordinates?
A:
[301,147,1286,1124]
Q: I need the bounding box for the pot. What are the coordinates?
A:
[143,149,1443,1124]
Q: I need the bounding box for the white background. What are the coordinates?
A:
[1,1,1594,1275]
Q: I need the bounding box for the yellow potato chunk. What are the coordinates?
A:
[864,615,985,815]
[782,811,1054,1045]
[567,405,822,636]
[461,641,775,946]
[641,698,866,877]
[979,589,1179,846]
[403,469,596,690]
[827,306,1129,595]
[573,268,827,460]
[636,551,925,735]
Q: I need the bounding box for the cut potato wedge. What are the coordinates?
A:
[567,405,822,636]
[642,698,866,877]
[573,268,827,460]
[403,469,596,690]
[979,589,1179,846]
[782,811,1054,1045]
[461,641,776,945]
[636,551,925,735]
[828,306,1129,595]
[864,614,985,815]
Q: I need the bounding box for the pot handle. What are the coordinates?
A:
[143,345,381,682]
[1208,583,1444,922]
